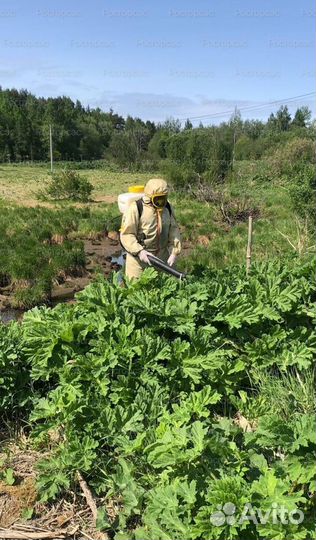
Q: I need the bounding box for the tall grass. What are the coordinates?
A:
[0,204,117,308]
[251,367,316,419]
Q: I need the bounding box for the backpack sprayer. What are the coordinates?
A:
[118,185,186,280]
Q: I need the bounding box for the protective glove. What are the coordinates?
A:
[167,253,176,267]
[138,249,151,265]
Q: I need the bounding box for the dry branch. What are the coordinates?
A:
[76,472,98,526]
[0,530,66,539]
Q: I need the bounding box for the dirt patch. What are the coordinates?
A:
[179,240,193,260]
[93,194,117,204]
[51,277,91,303]
[7,194,117,209]
[197,235,212,247]
[0,442,108,538]
[48,234,124,306]
[0,478,38,528]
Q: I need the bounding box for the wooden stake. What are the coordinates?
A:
[246,214,253,275]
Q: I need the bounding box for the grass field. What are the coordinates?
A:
[0,164,151,205]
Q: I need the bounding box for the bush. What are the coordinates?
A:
[289,163,316,223]
[235,135,270,160]
[219,192,260,225]
[161,159,199,190]
[267,138,315,177]
[44,169,93,201]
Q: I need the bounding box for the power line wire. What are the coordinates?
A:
[179,92,316,122]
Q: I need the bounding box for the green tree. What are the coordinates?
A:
[184,119,193,130]
[292,107,312,128]
[243,119,265,139]
[108,132,137,166]
[165,132,189,163]
[159,117,181,134]
[148,130,169,159]
[79,124,104,159]
[125,116,151,158]
[275,105,292,131]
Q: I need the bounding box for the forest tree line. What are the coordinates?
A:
[0,87,314,177]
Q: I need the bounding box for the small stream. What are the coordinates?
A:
[111,252,125,266]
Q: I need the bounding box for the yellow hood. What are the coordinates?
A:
[143,178,168,203]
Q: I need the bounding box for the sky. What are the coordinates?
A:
[0,0,315,125]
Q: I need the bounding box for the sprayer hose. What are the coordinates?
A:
[147,254,186,280]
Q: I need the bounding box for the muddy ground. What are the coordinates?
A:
[50,233,123,302]
[0,232,124,323]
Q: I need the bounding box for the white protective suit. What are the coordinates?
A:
[120,178,181,279]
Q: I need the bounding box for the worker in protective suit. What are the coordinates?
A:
[120,178,181,280]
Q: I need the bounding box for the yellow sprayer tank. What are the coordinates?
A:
[118,185,144,214]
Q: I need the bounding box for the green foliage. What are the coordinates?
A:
[267,138,315,178]
[292,106,312,128]
[288,164,316,223]
[21,508,34,520]
[251,367,315,419]
[0,322,30,415]
[108,132,138,167]
[2,467,16,485]
[235,135,270,160]
[43,169,93,202]
[161,127,233,189]
[161,159,199,190]
[1,256,314,539]
[0,203,120,308]
[264,138,315,225]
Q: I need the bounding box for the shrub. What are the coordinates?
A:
[289,163,316,223]
[219,193,260,225]
[267,138,315,177]
[161,159,199,190]
[235,135,270,160]
[44,169,93,201]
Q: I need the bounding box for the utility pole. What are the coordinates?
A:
[49,124,53,173]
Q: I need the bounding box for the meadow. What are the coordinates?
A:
[1,159,313,310]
